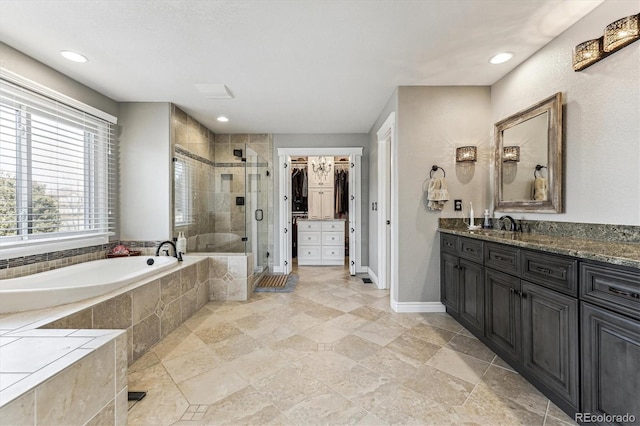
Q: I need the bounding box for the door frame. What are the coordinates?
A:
[276,147,363,275]
[376,113,397,301]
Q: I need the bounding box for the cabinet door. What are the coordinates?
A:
[308,188,323,219]
[522,281,579,410]
[485,268,521,362]
[581,302,640,424]
[321,189,335,220]
[441,252,459,314]
[459,258,484,335]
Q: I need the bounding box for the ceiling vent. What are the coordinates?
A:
[194,84,234,99]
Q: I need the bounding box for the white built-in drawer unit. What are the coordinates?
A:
[297,219,345,266]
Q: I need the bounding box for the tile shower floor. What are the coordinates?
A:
[127,264,577,425]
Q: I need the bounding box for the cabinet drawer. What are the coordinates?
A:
[298,246,321,260]
[322,232,343,246]
[580,262,640,321]
[485,243,520,275]
[459,237,484,263]
[298,231,321,245]
[441,233,458,255]
[521,250,577,296]
[298,221,322,231]
[322,246,344,260]
[321,221,343,232]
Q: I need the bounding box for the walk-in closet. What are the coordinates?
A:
[290,156,350,266]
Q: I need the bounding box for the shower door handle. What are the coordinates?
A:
[255,209,264,221]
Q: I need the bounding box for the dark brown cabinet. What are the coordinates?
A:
[485,268,521,363]
[440,235,484,335]
[581,302,640,425]
[521,281,579,409]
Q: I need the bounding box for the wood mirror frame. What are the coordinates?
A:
[494,92,563,213]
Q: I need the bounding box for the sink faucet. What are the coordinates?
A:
[155,241,183,261]
[499,215,519,232]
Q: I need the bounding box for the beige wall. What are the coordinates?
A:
[395,86,491,303]
[491,0,640,225]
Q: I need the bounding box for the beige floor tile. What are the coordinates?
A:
[419,312,465,333]
[294,351,359,384]
[385,333,441,367]
[127,364,190,426]
[372,385,462,425]
[403,364,475,406]
[199,386,285,425]
[301,322,351,344]
[349,305,387,321]
[356,412,389,425]
[328,364,401,411]
[546,401,578,425]
[426,347,490,385]
[402,323,457,346]
[162,346,220,383]
[208,332,263,361]
[325,312,370,332]
[192,320,243,345]
[445,333,496,362]
[252,365,331,411]
[353,316,407,346]
[480,365,548,415]
[128,350,161,374]
[228,347,291,382]
[456,382,546,425]
[268,334,319,359]
[150,325,208,362]
[360,347,419,383]
[176,363,248,405]
[284,388,368,425]
[492,354,517,372]
[333,334,383,362]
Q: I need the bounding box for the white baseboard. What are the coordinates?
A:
[357,265,369,274]
[273,266,285,274]
[390,300,446,313]
[366,267,378,285]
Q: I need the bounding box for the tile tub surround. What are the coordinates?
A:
[0,329,127,426]
[439,220,640,269]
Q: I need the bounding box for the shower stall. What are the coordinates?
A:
[173,139,271,275]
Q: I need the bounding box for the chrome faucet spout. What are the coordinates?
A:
[155,241,183,261]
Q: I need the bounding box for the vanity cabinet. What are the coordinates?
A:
[298,219,344,266]
[442,233,580,414]
[440,234,484,335]
[580,261,640,424]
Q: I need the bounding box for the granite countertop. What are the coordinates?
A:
[439,227,640,269]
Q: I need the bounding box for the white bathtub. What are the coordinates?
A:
[0,256,179,314]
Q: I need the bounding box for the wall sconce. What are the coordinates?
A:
[573,13,639,71]
[456,146,477,162]
[503,146,520,162]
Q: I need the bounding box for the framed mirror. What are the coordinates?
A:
[494,92,563,213]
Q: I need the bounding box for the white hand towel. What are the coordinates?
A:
[532,177,548,201]
[427,178,449,210]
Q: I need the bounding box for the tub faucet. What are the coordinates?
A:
[155,241,183,261]
[498,215,520,232]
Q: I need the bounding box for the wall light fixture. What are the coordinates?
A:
[503,146,520,162]
[456,146,477,162]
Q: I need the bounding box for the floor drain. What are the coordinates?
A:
[362,277,373,283]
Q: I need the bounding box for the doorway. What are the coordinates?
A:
[277,147,363,276]
[376,113,396,298]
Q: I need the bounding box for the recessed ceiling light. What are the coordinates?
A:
[60,50,88,63]
[217,116,229,122]
[489,52,514,64]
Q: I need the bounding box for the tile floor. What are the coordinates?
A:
[127,264,577,425]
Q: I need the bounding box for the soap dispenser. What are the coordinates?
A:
[177,232,187,255]
[483,209,492,229]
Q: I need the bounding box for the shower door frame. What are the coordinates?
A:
[276,147,363,275]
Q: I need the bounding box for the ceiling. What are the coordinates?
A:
[0,0,603,134]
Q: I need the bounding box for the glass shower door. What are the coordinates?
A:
[245,146,269,274]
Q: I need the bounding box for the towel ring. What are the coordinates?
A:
[534,165,547,178]
[430,165,446,178]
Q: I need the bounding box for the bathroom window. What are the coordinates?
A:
[174,155,193,226]
[0,78,117,254]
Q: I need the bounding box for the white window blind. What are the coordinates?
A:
[0,79,117,248]
[173,154,193,226]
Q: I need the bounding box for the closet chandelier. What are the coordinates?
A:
[311,156,332,177]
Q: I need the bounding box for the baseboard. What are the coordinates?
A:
[390,300,446,313]
[366,267,378,285]
[357,265,369,274]
[273,266,285,274]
